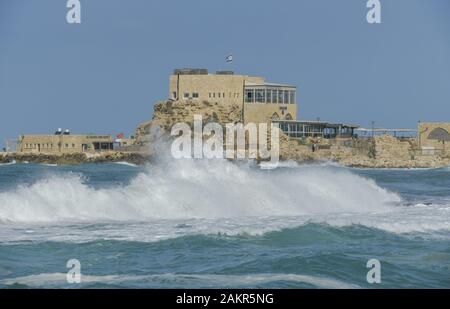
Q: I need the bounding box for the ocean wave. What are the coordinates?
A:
[1,158,450,241]
[0,159,398,223]
[0,272,359,288]
[0,160,16,166]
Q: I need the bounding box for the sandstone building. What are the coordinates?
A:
[169,68,297,124]
[18,130,113,154]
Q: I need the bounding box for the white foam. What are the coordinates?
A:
[113,161,138,167]
[0,160,16,166]
[1,158,449,242]
[0,159,398,223]
[0,272,359,288]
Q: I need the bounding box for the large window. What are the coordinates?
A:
[272,89,277,103]
[284,90,289,104]
[245,89,254,102]
[278,90,284,104]
[289,91,295,104]
[255,89,265,103]
[266,89,272,103]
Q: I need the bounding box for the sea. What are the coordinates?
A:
[0,159,449,288]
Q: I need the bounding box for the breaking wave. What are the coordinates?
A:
[0,159,399,223]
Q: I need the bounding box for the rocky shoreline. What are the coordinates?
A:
[2,149,449,169]
[0,151,150,165]
[4,100,449,169]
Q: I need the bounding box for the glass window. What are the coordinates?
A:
[284,90,289,104]
[192,92,199,98]
[272,89,277,103]
[266,89,272,103]
[183,93,189,98]
[255,89,265,103]
[245,89,254,102]
[218,93,221,98]
[290,91,295,104]
[278,89,284,104]
[173,92,177,99]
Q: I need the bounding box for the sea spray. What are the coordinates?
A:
[0,159,399,223]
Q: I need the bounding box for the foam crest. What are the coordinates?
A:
[0,159,399,223]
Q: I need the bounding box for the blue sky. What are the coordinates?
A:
[1,0,450,147]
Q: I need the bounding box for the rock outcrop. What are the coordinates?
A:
[134,100,243,143]
[0,151,149,165]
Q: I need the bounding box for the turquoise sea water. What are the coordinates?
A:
[0,160,449,288]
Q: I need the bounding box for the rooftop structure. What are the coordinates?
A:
[17,132,113,154]
[355,128,417,138]
[273,120,359,139]
[169,68,297,124]
[418,122,450,152]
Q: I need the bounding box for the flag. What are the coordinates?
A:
[225,54,233,63]
[116,133,125,139]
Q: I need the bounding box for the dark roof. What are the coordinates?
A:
[428,127,450,141]
[173,68,208,75]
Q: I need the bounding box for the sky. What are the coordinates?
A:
[1,0,450,148]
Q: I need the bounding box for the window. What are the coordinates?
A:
[72,143,75,148]
[245,89,254,102]
[223,93,225,98]
[266,89,272,103]
[184,93,189,98]
[290,91,295,104]
[172,92,177,99]
[192,92,199,99]
[213,93,216,98]
[209,93,211,98]
[218,93,221,98]
[284,90,289,104]
[272,89,278,103]
[278,90,284,104]
[65,143,68,148]
[255,89,265,103]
